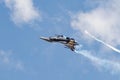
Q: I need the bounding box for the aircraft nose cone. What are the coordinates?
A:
[40,37,47,40]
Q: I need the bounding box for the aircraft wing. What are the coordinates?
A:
[64,40,79,51]
[65,44,75,51]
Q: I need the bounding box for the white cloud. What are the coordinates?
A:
[5,0,40,24]
[0,50,24,70]
[71,0,120,74]
[71,0,120,46]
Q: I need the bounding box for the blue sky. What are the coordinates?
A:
[1,0,120,80]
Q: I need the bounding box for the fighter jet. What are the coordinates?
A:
[40,35,79,51]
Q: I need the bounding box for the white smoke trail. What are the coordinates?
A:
[85,30,120,54]
[75,50,120,73]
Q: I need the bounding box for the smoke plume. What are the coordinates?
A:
[85,30,120,54]
[75,49,120,74]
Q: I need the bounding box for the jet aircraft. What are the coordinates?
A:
[40,35,79,51]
